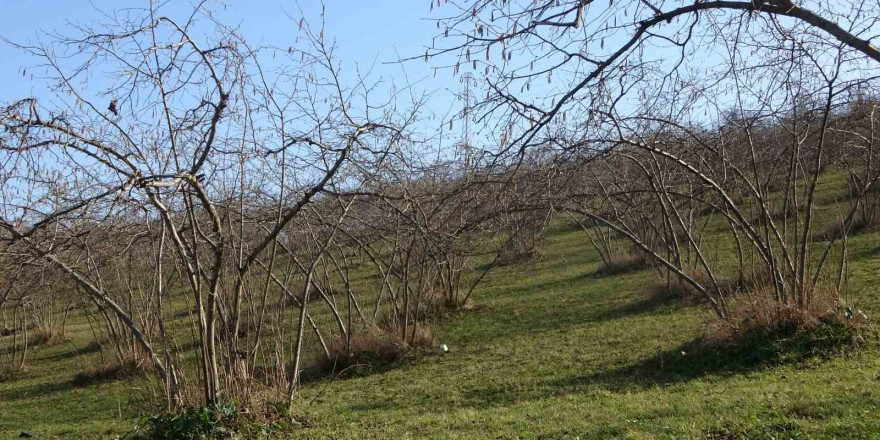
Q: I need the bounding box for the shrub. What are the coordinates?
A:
[128,400,307,440]
[241,400,310,439]
[129,402,241,440]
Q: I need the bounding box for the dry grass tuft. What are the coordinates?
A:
[716,285,867,339]
[680,280,871,372]
[647,268,722,306]
[0,366,33,383]
[638,286,870,382]
[72,359,143,387]
[594,251,650,276]
[30,329,70,347]
[303,321,435,382]
[649,266,776,307]
[496,245,543,266]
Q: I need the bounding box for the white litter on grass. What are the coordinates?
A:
[439,344,450,353]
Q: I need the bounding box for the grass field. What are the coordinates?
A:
[2,172,880,439]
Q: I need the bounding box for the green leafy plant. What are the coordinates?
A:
[129,402,240,440]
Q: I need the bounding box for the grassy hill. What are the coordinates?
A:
[2,172,879,440]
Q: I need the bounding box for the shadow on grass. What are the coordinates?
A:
[450,268,660,344]
[813,214,880,243]
[0,378,80,401]
[554,317,861,393]
[71,361,140,387]
[346,400,401,412]
[0,360,141,401]
[298,357,414,384]
[253,349,433,389]
[591,286,695,322]
[704,421,805,440]
[458,318,862,409]
[42,340,104,362]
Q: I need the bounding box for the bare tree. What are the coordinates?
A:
[0,2,421,408]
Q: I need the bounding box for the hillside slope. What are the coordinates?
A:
[2,174,879,440]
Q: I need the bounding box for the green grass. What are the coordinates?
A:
[0,339,137,439]
[2,171,880,439]
[287,224,880,439]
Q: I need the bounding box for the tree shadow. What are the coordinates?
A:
[813,215,880,243]
[70,361,141,387]
[458,382,556,408]
[300,350,431,385]
[346,400,400,412]
[170,308,197,320]
[252,349,432,389]
[449,269,660,343]
[41,340,104,362]
[590,283,700,322]
[0,378,80,401]
[457,318,860,409]
[552,317,860,393]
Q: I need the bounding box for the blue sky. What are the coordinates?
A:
[0,0,460,115]
[0,1,726,138]
[2,0,867,152]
